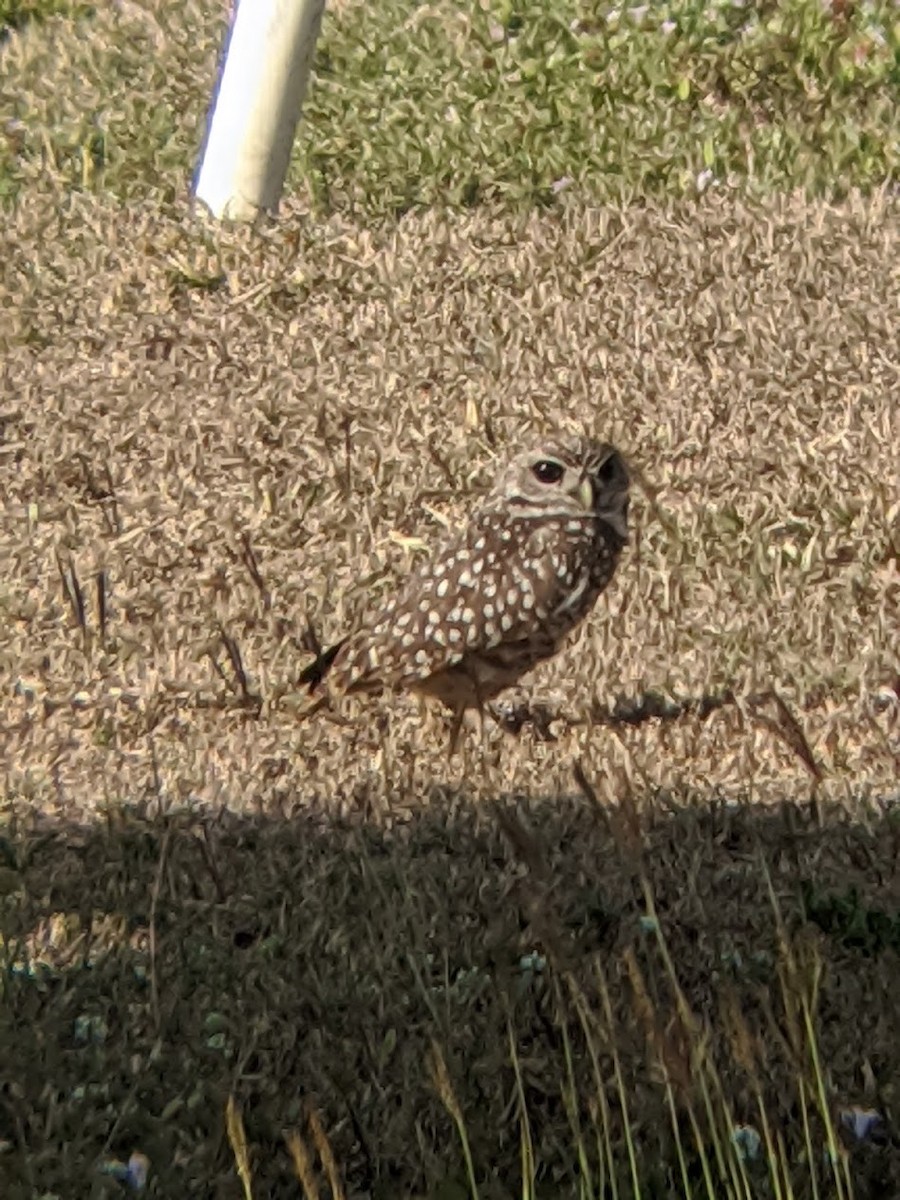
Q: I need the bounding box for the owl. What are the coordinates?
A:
[300,436,630,749]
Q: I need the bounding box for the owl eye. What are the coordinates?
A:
[594,454,621,484]
[532,459,565,484]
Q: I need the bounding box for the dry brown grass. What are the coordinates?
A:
[1,190,897,814]
[0,189,898,1195]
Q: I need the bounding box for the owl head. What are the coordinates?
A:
[489,436,630,542]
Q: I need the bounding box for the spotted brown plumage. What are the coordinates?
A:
[300,436,630,748]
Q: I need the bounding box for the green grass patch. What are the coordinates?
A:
[803,881,900,956]
[0,0,91,36]
[299,0,900,212]
[0,0,897,211]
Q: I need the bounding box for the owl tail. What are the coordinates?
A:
[298,638,348,692]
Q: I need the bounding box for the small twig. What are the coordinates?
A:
[74,454,122,536]
[240,533,271,611]
[214,627,262,713]
[147,734,165,818]
[284,1127,320,1199]
[572,758,600,810]
[341,414,353,497]
[220,628,249,698]
[101,462,122,534]
[148,823,173,1034]
[574,757,644,863]
[751,689,824,784]
[225,1094,254,1200]
[301,609,324,660]
[55,551,88,647]
[96,569,109,642]
[199,823,228,904]
[75,452,109,500]
[491,802,575,969]
[491,802,550,886]
[307,1104,346,1200]
[207,650,231,689]
[425,438,458,489]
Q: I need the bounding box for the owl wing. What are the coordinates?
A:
[330,515,588,693]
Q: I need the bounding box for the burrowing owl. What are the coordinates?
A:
[300,436,630,748]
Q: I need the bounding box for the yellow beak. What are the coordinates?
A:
[577,476,594,511]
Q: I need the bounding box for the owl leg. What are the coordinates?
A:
[447,703,467,758]
[446,699,489,759]
[471,685,499,769]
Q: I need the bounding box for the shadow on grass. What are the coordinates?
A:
[1,785,898,1198]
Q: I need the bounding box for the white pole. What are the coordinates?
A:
[195,0,327,220]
